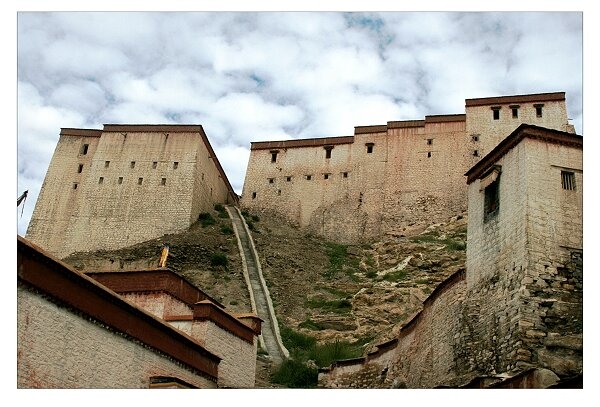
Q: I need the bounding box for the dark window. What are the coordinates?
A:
[252,192,257,199]
[105,161,110,168]
[473,150,479,157]
[118,177,123,184]
[472,135,479,142]
[130,161,136,169]
[343,172,348,178]
[153,161,158,169]
[561,171,576,190]
[270,150,279,163]
[81,144,89,155]
[77,164,83,173]
[306,175,312,180]
[268,178,274,184]
[427,139,433,145]
[535,104,544,117]
[324,146,333,159]
[492,107,500,120]
[511,106,519,118]
[277,189,281,196]
[286,176,292,182]
[73,183,78,190]
[324,173,329,180]
[98,177,104,184]
[484,178,500,222]
[138,177,143,185]
[366,143,374,154]
[161,178,167,186]
[427,152,432,158]
[173,162,179,169]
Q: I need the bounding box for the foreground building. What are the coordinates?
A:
[17,236,262,388]
[318,124,583,388]
[26,124,238,258]
[241,92,575,243]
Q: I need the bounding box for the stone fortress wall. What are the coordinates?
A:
[241,92,574,243]
[319,125,583,388]
[26,125,238,258]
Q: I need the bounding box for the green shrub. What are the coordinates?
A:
[198,212,216,227]
[305,298,352,314]
[210,252,228,267]
[365,270,378,279]
[383,270,408,282]
[309,339,363,368]
[298,318,323,331]
[280,326,317,351]
[271,359,318,388]
[214,203,225,212]
[220,224,234,235]
[251,214,260,222]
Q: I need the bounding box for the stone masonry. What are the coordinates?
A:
[319,124,583,388]
[26,125,238,259]
[241,92,574,244]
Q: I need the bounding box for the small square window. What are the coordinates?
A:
[153,162,158,169]
[427,152,432,158]
[277,189,281,196]
[343,172,348,178]
[105,161,110,168]
[98,177,104,184]
[138,177,143,185]
[286,176,292,182]
[324,173,330,180]
[77,164,83,173]
[118,177,123,184]
[492,107,500,120]
[270,150,279,163]
[173,162,179,169]
[268,178,274,184]
[73,183,78,190]
[427,139,433,145]
[472,135,479,142]
[324,146,333,159]
[252,192,257,199]
[534,104,544,118]
[473,150,479,157]
[306,175,312,180]
[81,144,89,155]
[161,178,167,186]
[366,143,374,154]
[561,171,576,190]
[512,108,518,118]
[131,161,136,169]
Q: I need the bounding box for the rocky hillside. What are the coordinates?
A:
[62,205,467,383]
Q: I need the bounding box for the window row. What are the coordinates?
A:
[267,172,350,183]
[76,161,180,173]
[269,143,375,163]
[491,104,544,120]
[72,176,170,189]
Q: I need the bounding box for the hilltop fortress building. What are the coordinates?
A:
[241,92,574,243]
[26,125,238,258]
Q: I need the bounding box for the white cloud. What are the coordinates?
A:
[15,11,584,235]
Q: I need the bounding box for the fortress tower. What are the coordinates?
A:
[241,92,574,243]
[26,125,238,258]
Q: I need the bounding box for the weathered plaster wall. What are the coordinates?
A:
[17,284,216,389]
[241,93,572,244]
[27,126,234,258]
[192,319,258,388]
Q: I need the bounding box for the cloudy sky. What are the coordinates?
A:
[14,5,585,236]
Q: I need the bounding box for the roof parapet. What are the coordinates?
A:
[465,92,565,107]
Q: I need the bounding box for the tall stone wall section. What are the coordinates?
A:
[17,285,217,389]
[241,92,572,244]
[319,126,583,388]
[192,320,257,388]
[27,125,235,258]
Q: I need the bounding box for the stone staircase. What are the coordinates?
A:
[226,206,288,365]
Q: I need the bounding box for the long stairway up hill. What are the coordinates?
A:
[227,206,289,365]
